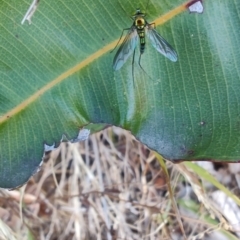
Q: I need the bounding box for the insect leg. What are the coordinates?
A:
[132,48,136,86]
[138,53,145,74]
[138,53,153,80]
[149,22,155,29]
[110,28,131,53]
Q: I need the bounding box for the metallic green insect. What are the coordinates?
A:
[113,9,177,72]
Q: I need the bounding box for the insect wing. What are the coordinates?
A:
[146,26,178,62]
[113,28,138,70]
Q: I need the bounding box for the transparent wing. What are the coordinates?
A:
[113,27,138,70]
[146,25,178,62]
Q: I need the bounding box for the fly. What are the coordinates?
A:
[112,9,177,80]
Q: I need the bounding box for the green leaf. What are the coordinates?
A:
[0,0,240,188]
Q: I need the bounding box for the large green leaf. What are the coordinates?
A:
[0,0,240,188]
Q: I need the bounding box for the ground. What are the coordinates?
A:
[0,127,240,240]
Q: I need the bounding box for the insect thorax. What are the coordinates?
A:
[135,17,145,30]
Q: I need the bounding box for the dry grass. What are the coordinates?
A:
[0,127,240,240]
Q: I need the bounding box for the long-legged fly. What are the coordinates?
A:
[112,9,177,80]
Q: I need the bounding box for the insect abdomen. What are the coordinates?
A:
[138,29,145,54]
